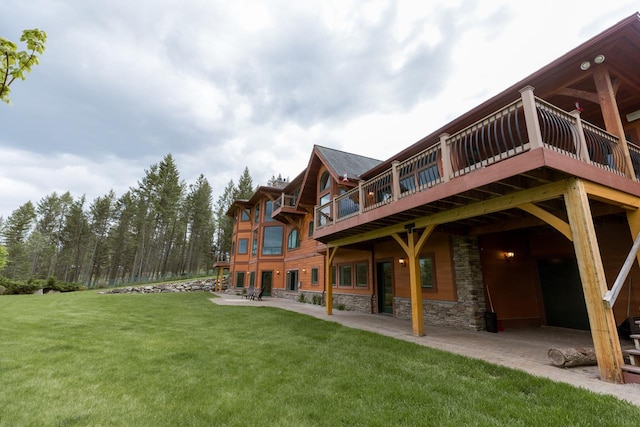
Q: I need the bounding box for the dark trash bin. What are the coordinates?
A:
[485,311,498,333]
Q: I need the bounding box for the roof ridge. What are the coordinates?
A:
[314,144,383,162]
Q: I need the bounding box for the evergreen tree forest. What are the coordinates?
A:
[0,154,254,289]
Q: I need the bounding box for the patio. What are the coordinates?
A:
[211,292,640,406]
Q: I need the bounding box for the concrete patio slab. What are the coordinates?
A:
[210,293,640,406]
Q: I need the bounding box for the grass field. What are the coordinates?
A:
[1,290,639,426]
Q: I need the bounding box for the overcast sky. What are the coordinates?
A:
[0,1,637,220]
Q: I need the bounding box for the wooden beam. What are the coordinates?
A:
[582,181,640,209]
[283,215,301,231]
[406,231,424,336]
[216,268,223,292]
[391,226,436,336]
[556,87,600,104]
[328,180,568,248]
[564,178,624,383]
[592,65,636,180]
[626,208,640,305]
[517,203,573,241]
[325,247,338,315]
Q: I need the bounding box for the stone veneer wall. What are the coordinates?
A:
[273,289,372,312]
[394,235,487,330]
[329,292,373,312]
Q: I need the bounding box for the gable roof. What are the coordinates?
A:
[297,145,382,207]
[315,145,382,180]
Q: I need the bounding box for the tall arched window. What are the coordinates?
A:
[319,171,331,192]
[318,171,332,226]
[287,229,300,249]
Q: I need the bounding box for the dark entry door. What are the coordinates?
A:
[286,270,298,291]
[538,258,590,330]
[261,271,272,296]
[376,262,393,314]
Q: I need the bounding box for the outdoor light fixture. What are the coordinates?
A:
[302,268,306,273]
[504,251,515,260]
[579,54,605,71]
[276,270,280,275]
[627,109,640,123]
[398,257,406,267]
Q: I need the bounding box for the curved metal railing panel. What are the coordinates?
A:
[582,122,625,175]
[362,170,393,212]
[535,99,580,158]
[627,142,640,180]
[334,187,360,221]
[449,99,527,177]
[398,143,442,197]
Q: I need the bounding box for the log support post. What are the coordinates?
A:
[392,225,436,336]
[592,65,636,180]
[325,246,338,315]
[626,208,640,274]
[564,178,625,383]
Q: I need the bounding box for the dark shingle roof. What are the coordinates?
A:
[315,145,382,180]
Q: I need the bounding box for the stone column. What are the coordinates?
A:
[451,235,487,329]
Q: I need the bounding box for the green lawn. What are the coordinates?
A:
[0,291,638,426]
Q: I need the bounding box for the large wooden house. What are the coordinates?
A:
[227,13,640,384]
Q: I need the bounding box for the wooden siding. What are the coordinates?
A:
[482,218,640,328]
[373,232,455,301]
[480,231,542,327]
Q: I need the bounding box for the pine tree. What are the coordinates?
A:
[1,201,36,279]
[87,191,116,286]
[236,167,254,199]
[183,174,214,274]
[214,180,236,261]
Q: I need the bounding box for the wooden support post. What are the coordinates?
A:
[325,247,338,315]
[358,180,365,214]
[627,209,640,273]
[570,110,591,163]
[391,161,401,202]
[392,226,435,336]
[592,65,636,181]
[439,133,452,182]
[406,230,424,336]
[622,209,640,309]
[564,178,625,383]
[331,198,337,226]
[519,86,544,150]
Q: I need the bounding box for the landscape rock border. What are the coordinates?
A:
[98,279,215,294]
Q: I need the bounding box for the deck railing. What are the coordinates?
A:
[582,121,626,175]
[627,142,640,181]
[398,143,442,197]
[537,98,582,158]
[273,193,297,210]
[314,87,637,231]
[449,99,528,177]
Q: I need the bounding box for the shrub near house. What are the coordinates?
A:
[0,276,82,295]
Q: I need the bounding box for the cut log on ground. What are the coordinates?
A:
[548,347,597,367]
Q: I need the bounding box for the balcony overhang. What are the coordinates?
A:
[272,206,307,223]
[313,148,640,244]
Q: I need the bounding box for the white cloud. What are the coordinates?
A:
[0,0,638,220]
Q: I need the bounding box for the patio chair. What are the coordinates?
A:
[243,286,254,299]
[251,287,264,301]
